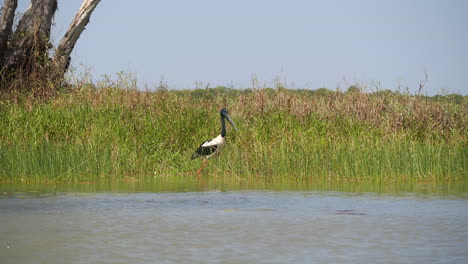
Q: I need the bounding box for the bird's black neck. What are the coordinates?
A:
[221,116,226,137]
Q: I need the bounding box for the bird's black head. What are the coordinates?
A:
[220,108,229,117]
[220,108,237,130]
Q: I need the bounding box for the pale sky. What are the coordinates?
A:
[16,0,468,94]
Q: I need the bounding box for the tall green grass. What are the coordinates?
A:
[0,84,466,183]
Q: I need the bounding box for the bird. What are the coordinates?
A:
[191,108,238,178]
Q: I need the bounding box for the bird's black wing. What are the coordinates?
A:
[191,140,218,160]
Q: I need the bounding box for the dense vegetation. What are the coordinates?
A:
[0,82,466,183]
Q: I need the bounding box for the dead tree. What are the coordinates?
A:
[0,0,101,94]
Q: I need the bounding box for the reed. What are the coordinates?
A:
[0,81,466,183]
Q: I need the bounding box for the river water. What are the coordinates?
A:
[1,181,467,264]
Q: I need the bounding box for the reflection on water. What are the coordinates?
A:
[0,180,467,264]
[1,177,467,195]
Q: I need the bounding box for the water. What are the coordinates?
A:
[1,181,467,264]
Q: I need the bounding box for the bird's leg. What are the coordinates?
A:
[197,159,209,179]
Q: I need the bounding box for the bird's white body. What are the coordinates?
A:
[200,134,225,159]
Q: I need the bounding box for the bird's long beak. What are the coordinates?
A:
[225,114,238,130]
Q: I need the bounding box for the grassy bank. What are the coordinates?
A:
[0,85,466,183]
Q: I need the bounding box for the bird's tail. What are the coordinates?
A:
[190,153,199,160]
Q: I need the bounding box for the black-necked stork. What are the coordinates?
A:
[191,108,238,177]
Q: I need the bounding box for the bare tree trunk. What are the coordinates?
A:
[0,0,18,66]
[0,0,101,95]
[54,0,101,74]
[2,0,57,73]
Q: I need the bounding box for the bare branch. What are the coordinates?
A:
[54,0,101,73]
